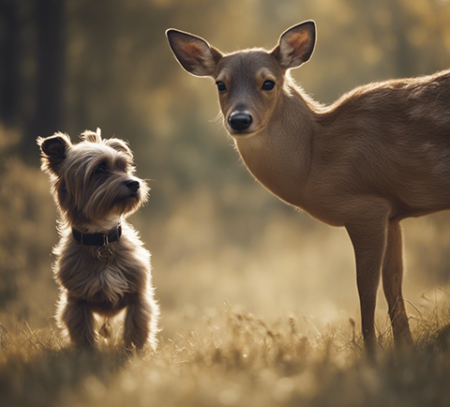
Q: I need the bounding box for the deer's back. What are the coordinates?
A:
[308,69,450,223]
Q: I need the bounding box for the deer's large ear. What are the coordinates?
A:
[37,132,71,175]
[272,21,316,70]
[166,29,223,77]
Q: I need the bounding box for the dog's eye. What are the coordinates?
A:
[95,162,107,174]
[262,80,275,91]
[216,81,227,92]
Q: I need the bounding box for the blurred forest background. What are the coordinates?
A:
[1,0,450,340]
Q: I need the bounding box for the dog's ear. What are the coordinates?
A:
[81,128,102,143]
[37,132,71,175]
[105,138,133,158]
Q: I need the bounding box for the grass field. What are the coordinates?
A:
[1,301,450,407]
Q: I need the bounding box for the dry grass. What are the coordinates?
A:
[1,303,450,407]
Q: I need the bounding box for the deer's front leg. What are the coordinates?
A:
[346,204,390,352]
[382,220,413,348]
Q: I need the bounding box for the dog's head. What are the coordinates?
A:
[38,129,149,227]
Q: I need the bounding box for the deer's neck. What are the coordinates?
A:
[234,85,317,207]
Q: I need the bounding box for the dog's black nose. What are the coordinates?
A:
[125,179,140,193]
[228,112,252,131]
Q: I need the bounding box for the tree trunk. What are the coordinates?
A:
[0,0,19,126]
[24,0,66,163]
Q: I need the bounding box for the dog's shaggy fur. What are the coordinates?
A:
[38,129,159,350]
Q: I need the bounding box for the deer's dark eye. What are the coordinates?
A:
[95,162,107,174]
[262,80,275,91]
[216,81,227,92]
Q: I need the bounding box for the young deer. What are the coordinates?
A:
[166,21,450,351]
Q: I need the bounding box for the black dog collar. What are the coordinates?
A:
[72,224,122,246]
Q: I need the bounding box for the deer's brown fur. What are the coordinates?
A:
[167,21,450,350]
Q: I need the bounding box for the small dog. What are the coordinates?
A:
[38,129,159,350]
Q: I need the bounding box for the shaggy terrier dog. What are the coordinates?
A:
[38,129,159,350]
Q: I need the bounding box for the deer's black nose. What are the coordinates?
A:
[228,112,253,131]
[125,179,140,193]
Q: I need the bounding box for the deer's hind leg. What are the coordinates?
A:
[382,220,413,348]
